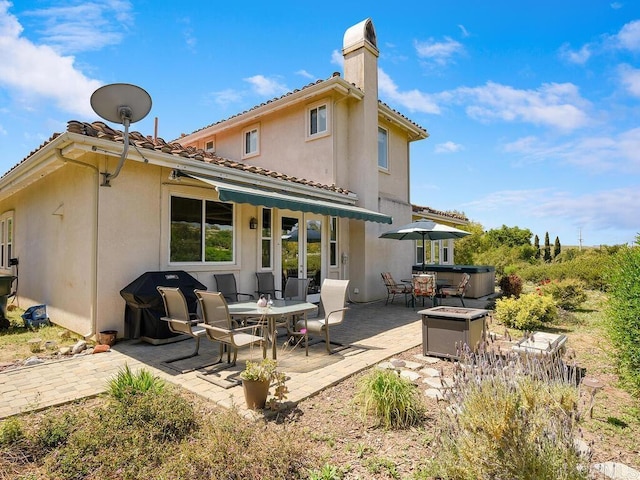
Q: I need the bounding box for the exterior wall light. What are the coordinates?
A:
[249,217,258,229]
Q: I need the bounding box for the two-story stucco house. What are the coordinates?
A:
[0,18,432,340]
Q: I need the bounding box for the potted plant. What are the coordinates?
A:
[239,358,288,410]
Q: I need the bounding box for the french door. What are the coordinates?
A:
[280,213,323,303]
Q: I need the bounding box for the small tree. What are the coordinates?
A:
[544,232,552,263]
[554,236,561,259]
[534,234,541,259]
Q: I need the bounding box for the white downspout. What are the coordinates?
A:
[55,149,100,340]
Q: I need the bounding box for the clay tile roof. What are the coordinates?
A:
[183,77,334,137]
[412,204,468,222]
[180,73,426,139]
[2,120,351,196]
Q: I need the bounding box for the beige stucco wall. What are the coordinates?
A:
[0,162,95,334]
[189,97,339,187]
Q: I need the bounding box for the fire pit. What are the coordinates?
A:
[418,306,489,359]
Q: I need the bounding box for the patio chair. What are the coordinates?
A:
[295,278,349,354]
[157,286,216,373]
[195,290,266,366]
[255,272,282,300]
[283,277,310,300]
[440,273,471,307]
[411,274,437,308]
[213,273,255,303]
[381,272,412,306]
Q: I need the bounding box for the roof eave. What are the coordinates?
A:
[180,77,363,142]
[378,103,429,141]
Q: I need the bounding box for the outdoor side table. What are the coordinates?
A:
[418,306,489,360]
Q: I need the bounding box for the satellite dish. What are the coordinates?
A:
[89,83,152,186]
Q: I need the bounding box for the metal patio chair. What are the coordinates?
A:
[295,278,349,354]
[381,272,412,306]
[195,290,266,366]
[411,274,437,308]
[213,273,255,303]
[157,286,217,373]
[440,273,471,307]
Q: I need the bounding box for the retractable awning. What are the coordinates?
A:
[185,173,392,224]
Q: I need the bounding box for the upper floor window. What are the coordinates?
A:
[242,125,259,158]
[378,127,388,170]
[205,140,215,153]
[309,104,327,136]
[170,196,234,263]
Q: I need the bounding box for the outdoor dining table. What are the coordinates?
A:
[226,300,318,360]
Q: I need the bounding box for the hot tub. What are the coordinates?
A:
[412,264,495,298]
[419,306,489,359]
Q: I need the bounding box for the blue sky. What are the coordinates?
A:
[1,1,639,247]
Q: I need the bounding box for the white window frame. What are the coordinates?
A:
[260,207,273,270]
[306,101,330,140]
[329,216,338,268]
[205,139,215,153]
[0,211,13,271]
[168,192,236,265]
[378,126,388,170]
[242,124,260,159]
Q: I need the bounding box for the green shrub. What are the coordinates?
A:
[0,417,23,445]
[519,249,613,290]
[543,278,588,310]
[495,293,558,330]
[605,243,640,396]
[110,386,197,442]
[499,273,523,298]
[35,412,76,449]
[355,369,424,429]
[107,364,165,400]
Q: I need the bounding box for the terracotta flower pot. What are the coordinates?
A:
[242,378,270,410]
[98,330,117,346]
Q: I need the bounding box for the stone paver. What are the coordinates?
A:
[591,462,640,480]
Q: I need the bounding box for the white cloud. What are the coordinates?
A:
[610,2,623,9]
[559,43,592,65]
[414,36,463,65]
[463,186,640,234]
[296,69,315,80]
[0,123,6,135]
[457,25,470,38]
[207,88,243,107]
[23,0,133,53]
[331,49,343,68]
[534,187,640,231]
[618,63,640,97]
[503,127,640,172]
[454,81,590,131]
[615,19,640,52]
[0,1,102,116]
[243,75,288,97]
[434,141,463,153]
[378,68,440,114]
[462,189,550,211]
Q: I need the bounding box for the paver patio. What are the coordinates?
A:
[0,295,493,419]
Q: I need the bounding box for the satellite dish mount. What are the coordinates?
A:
[90,83,152,186]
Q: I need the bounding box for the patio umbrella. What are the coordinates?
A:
[379,220,471,272]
